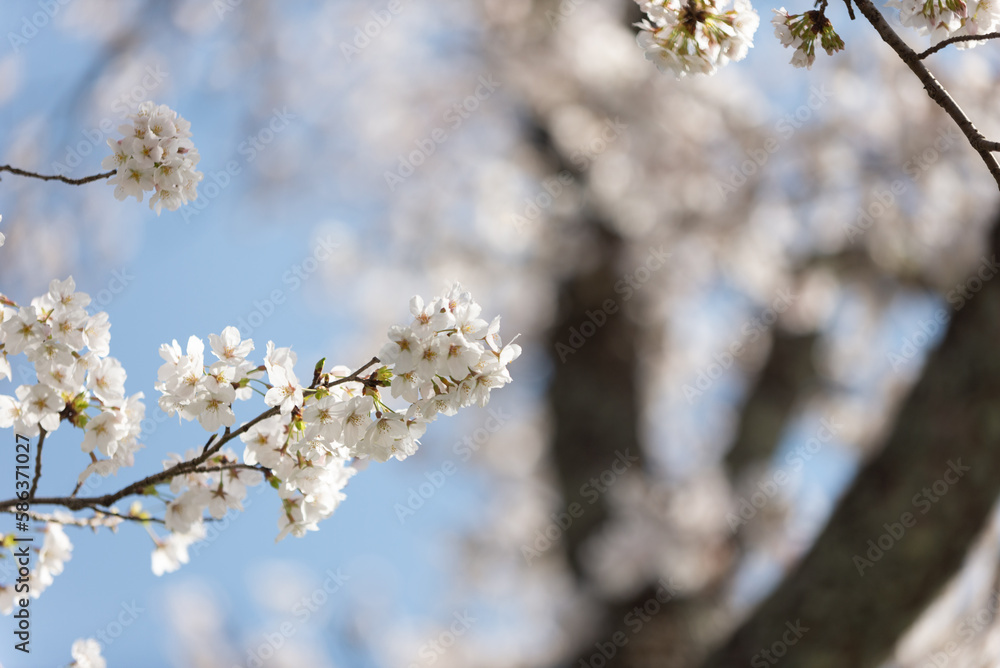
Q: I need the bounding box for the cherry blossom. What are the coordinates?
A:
[151,524,205,576]
[771,8,846,68]
[634,0,760,78]
[103,101,203,214]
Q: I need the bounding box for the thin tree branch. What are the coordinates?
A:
[187,463,268,476]
[918,31,1000,59]
[1,507,163,527]
[850,0,1000,187]
[28,428,45,499]
[73,506,166,525]
[0,165,116,185]
[323,356,381,389]
[50,408,279,511]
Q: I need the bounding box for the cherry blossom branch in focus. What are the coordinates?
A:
[0,275,519,590]
[0,358,382,514]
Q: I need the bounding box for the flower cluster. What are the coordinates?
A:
[634,0,760,78]
[155,327,259,432]
[0,523,73,614]
[103,101,203,214]
[153,283,518,545]
[378,284,520,422]
[0,277,147,605]
[148,447,262,574]
[771,8,846,68]
[887,0,1000,44]
[0,277,146,480]
[70,637,106,668]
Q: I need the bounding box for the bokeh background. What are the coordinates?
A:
[1,0,1000,666]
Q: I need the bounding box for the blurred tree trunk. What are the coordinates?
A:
[533,106,824,665]
[700,215,1000,668]
[561,328,822,668]
[545,215,644,577]
[724,330,819,483]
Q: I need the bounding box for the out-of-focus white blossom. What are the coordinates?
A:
[70,638,106,668]
[151,523,206,576]
[886,0,968,40]
[0,522,75,610]
[34,522,73,595]
[885,0,1000,45]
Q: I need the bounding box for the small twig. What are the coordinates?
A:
[0,507,163,526]
[28,428,45,499]
[187,463,268,476]
[200,431,218,456]
[80,506,166,525]
[918,32,1000,59]
[324,356,381,390]
[0,165,116,185]
[851,0,1000,188]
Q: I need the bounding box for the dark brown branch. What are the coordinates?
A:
[7,411,272,511]
[28,428,46,499]
[973,138,1000,151]
[323,356,381,389]
[0,165,116,185]
[918,31,1000,59]
[850,0,1000,187]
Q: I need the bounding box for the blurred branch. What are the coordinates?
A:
[1,507,162,527]
[849,0,1000,187]
[723,331,819,482]
[544,215,644,576]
